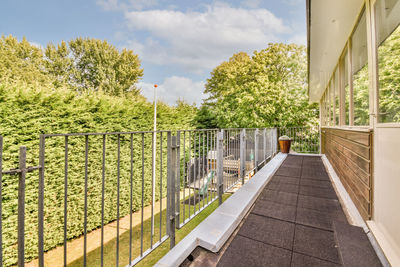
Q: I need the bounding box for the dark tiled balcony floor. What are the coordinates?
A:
[216,155,381,267]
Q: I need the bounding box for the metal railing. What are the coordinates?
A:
[0,128,279,267]
[278,126,320,154]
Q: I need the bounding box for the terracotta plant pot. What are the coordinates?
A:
[279,140,291,153]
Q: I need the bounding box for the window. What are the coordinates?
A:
[334,70,339,125]
[375,0,400,123]
[352,9,369,126]
[329,86,333,125]
[340,51,350,125]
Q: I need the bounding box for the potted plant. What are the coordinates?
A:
[279,135,292,153]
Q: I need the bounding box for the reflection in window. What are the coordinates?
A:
[376,0,400,123]
[340,52,350,125]
[334,71,339,125]
[352,9,369,126]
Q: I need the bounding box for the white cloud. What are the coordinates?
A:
[123,3,290,74]
[288,34,306,45]
[97,0,158,11]
[139,76,206,106]
[240,0,261,9]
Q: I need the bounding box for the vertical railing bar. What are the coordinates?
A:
[169,135,176,248]
[206,131,209,204]
[140,133,145,257]
[188,131,191,219]
[166,133,170,237]
[197,133,201,211]
[183,131,186,223]
[193,133,196,214]
[101,135,106,267]
[175,131,180,227]
[217,131,223,205]
[83,135,88,267]
[159,132,163,241]
[18,146,26,267]
[202,132,205,208]
[116,134,120,266]
[0,136,2,267]
[212,131,215,199]
[129,134,133,264]
[64,136,68,267]
[38,135,45,267]
[151,132,155,248]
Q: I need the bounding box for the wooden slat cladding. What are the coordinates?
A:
[321,128,373,220]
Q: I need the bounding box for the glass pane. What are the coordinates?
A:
[352,9,370,126]
[345,85,350,125]
[340,51,350,125]
[376,0,400,123]
[334,70,340,125]
[329,87,333,126]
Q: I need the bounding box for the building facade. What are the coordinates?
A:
[307,0,400,265]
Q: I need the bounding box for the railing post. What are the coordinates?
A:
[18,146,26,267]
[274,128,278,154]
[217,131,224,205]
[263,128,267,162]
[175,131,180,229]
[38,135,45,267]
[0,136,3,267]
[167,133,176,248]
[240,129,246,185]
[254,129,259,171]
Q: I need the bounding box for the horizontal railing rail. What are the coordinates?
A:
[278,126,320,154]
[0,128,284,266]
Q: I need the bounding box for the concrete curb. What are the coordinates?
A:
[155,153,287,267]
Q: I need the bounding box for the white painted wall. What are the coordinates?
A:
[369,126,400,266]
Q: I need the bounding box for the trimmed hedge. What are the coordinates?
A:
[0,83,196,266]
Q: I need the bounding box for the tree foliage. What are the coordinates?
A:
[197,43,318,128]
[377,25,400,122]
[0,35,143,96]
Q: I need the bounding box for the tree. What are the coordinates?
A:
[0,35,144,97]
[45,38,143,96]
[201,43,318,128]
[192,104,218,129]
[0,35,50,86]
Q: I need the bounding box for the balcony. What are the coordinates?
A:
[0,127,386,266]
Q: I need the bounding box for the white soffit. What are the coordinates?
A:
[308,0,364,102]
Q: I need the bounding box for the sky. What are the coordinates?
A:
[0,0,306,106]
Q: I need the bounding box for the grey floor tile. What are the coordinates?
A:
[300,179,333,189]
[272,175,300,185]
[299,185,338,199]
[293,225,340,264]
[276,166,302,177]
[297,195,342,212]
[259,189,298,206]
[291,253,340,267]
[252,199,297,222]
[296,207,347,231]
[333,221,382,267]
[267,182,299,194]
[238,214,295,250]
[301,168,330,180]
[217,235,292,267]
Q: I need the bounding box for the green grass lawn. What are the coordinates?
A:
[69,193,231,267]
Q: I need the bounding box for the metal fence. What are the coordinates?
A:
[0,128,279,267]
[278,127,320,154]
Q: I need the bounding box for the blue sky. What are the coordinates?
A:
[0,0,306,105]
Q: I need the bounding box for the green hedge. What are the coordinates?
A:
[0,83,196,266]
